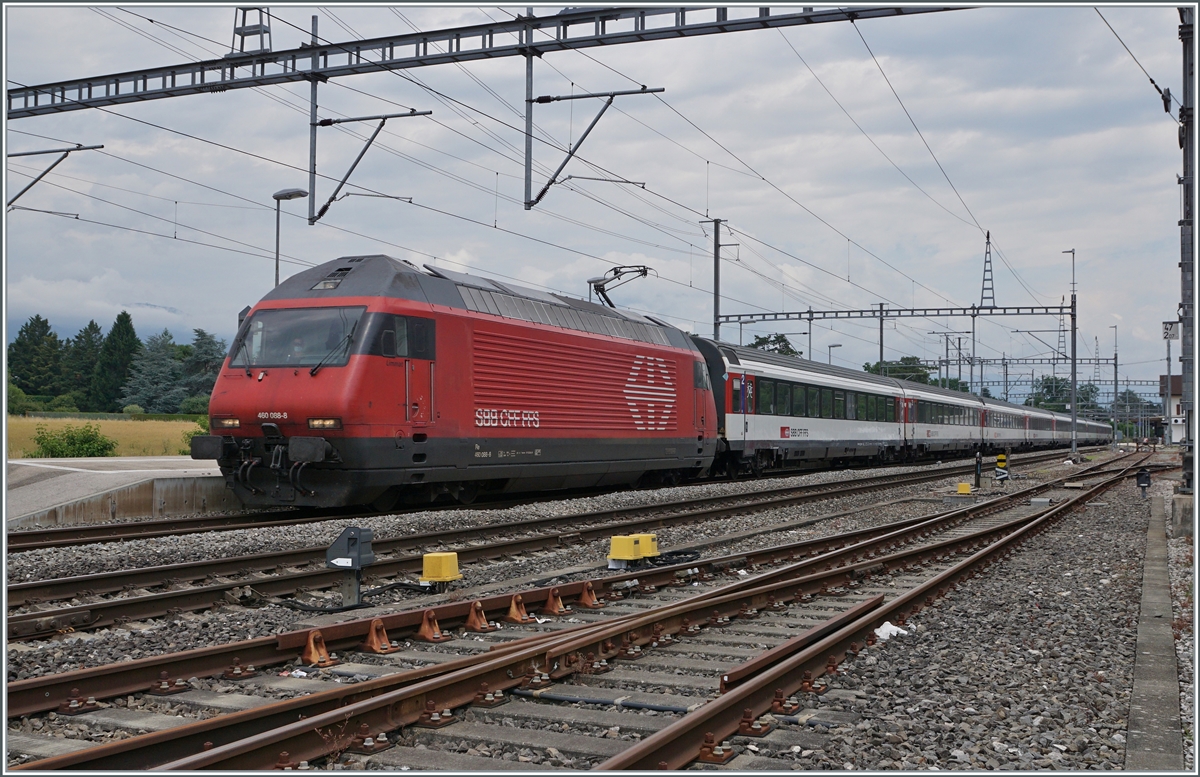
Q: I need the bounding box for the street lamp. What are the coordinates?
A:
[828,343,842,364]
[273,188,308,287]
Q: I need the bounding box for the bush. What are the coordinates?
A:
[179,415,210,455]
[47,394,80,412]
[8,383,48,415]
[179,394,210,414]
[122,404,145,415]
[29,423,118,458]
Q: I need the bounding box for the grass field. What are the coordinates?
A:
[7,416,202,459]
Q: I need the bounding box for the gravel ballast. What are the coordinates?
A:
[757,475,1151,770]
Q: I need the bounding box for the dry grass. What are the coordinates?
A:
[6,416,201,459]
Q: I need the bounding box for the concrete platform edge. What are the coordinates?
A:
[1124,495,1185,771]
[7,474,238,530]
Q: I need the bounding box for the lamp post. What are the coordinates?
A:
[828,343,842,365]
[273,188,308,287]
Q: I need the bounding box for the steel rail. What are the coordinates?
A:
[5,448,1088,551]
[10,448,1083,604]
[6,459,1021,634]
[14,457,1142,768]
[595,457,1148,769]
[6,453,1127,720]
[146,458,1147,770]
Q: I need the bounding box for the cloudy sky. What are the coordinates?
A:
[4,4,1189,402]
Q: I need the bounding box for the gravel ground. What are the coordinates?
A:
[5,455,1076,585]
[4,457,1098,683]
[1164,483,1195,771]
[765,476,1149,770]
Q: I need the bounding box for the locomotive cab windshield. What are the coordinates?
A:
[230,306,365,369]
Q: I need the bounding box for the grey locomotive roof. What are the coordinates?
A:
[267,255,696,351]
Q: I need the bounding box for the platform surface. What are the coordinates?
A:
[5,456,221,525]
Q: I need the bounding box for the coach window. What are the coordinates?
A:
[845,391,856,420]
[865,394,875,422]
[833,390,845,420]
[777,382,792,415]
[758,379,775,415]
[886,397,895,423]
[807,386,820,418]
[821,388,833,419]
[792,385,806,417]
[731,377,742,413]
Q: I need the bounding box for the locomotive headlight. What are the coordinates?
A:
[308,418,343,430]
[213,418,240,429]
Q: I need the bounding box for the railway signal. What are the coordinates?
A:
[326,527,375,607]
[995,453,1009,485]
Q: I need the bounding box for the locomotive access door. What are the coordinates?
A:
[407,359,433,426]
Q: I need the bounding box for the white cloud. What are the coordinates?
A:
[3,4,1187,394]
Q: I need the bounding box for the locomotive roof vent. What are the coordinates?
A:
[311,266,354,290]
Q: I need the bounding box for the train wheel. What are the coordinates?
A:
[455,483,479,505]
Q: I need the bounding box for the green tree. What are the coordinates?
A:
[980,386,993,398]
[863,356,932,384]
[62,320,105,409]
[89,311,141,412]
[748,333,800,357]
[181,329,228,398]
[7,382,40,415]
[1025,375,1072,411]
[7,315,65,395]
[120,329,188,413]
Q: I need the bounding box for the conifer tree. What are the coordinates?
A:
[181,329,228,398]
[120,329,188,413]
[90,311,140,412]
[63,320,104,407]
[7,315,64,396]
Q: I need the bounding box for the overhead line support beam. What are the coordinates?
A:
[6,7,961,119]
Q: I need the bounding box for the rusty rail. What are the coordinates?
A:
[19,457,1142,770]
[7,453,1127,716]
[6,457,1032,637]
[596,457,1148,769]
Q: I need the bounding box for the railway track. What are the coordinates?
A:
[6,450,1092,640]
[4,448,1095,552]
[7,454,1149,770]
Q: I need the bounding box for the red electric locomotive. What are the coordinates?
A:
[191,255,718,508]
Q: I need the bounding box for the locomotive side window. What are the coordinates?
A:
[409,318,435,360]
[821,388,833,419]
[792,385,805,417]
[807,386,820,418]
[693,361,711,390]
[230,306,366,368]
[758,380,775,415]
[380,317,408,358]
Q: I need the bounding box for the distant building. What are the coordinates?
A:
[1159,375,1184,444]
